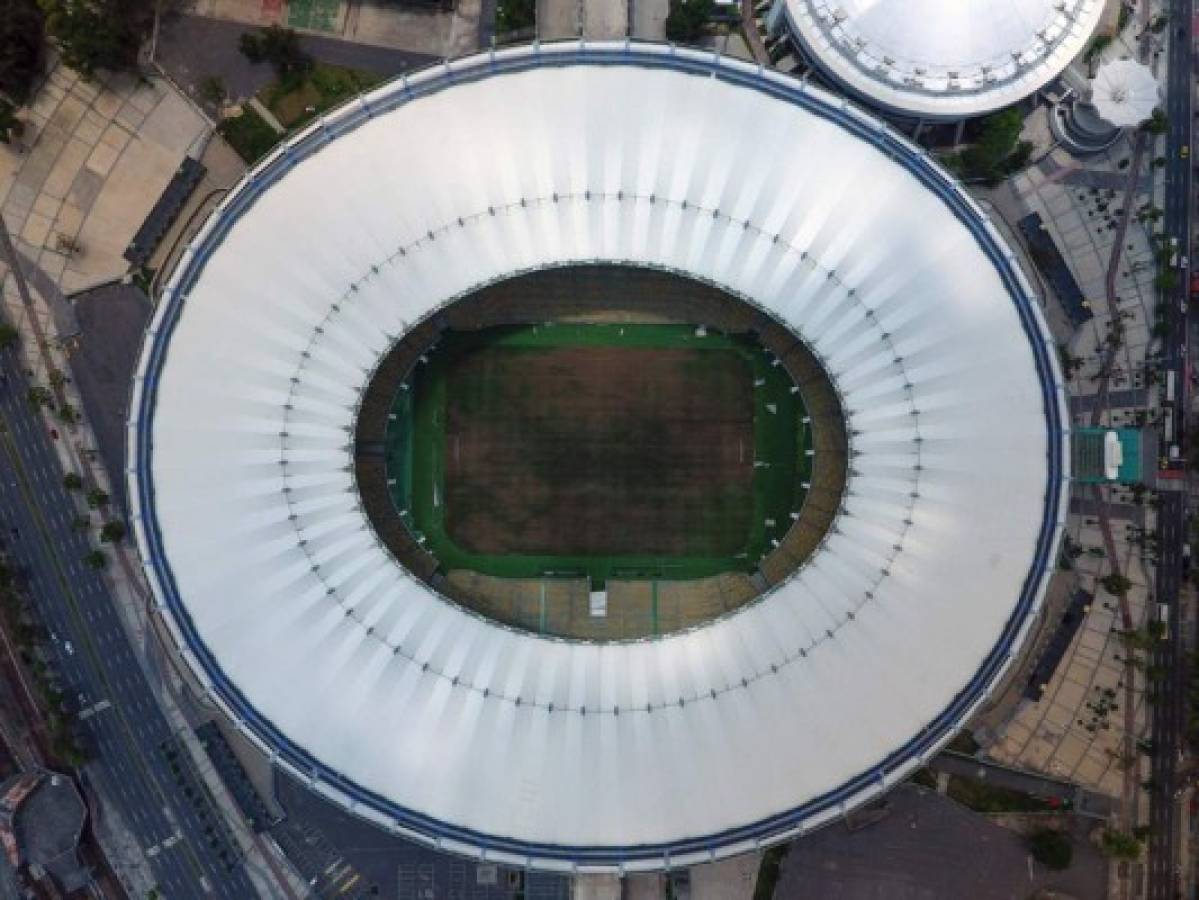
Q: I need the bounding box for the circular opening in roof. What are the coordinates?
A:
[354,264,848,640]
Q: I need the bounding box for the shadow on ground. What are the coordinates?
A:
[777,784,1106,900]
[67,282,150,512]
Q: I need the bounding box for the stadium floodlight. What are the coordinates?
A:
[128,42,1068,871]
[781,0,1106,119]
[1090,59,1161,128]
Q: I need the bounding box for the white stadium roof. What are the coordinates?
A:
[782,0,1106,119]
[129,42,1069,870]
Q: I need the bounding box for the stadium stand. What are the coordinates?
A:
[354,265,848,640]
[1024,589,1094,701]
[124,157,206,267]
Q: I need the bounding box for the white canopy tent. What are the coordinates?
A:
[128,43,1069,871]
[783,0,1106,119]
[1091,58,1160,127]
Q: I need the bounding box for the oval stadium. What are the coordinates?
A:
[776,0,1107,120]
[127,41,1070,872]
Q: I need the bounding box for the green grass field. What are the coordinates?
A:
[384,323,810,587]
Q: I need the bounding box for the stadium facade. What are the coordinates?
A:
[773,0,1107,121]
[128,42,1070,871]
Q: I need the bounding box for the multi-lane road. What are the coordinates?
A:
[1148,1,1195,898]
[0,337,256,898]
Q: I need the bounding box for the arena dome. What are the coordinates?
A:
[781,0,1106,119]
[128,42,1069,871]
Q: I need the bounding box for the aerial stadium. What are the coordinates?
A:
[128,42,1069,871]
[774,0,1107,120]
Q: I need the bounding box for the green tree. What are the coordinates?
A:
[1101,572,1132,595]
[665,0,713,44]
[62,472,82,490]
[495,0,534,32]
[41,0,154,78]
[953,107,1032,182]
[238,31,265,63]
[85,487,108,508]
[83,549,106,569]
[1027,828,1073,870]
[99,520,125,542]
[239,26,312,84]
[1155,269,1179,292]
[0,0,45,103]
[1099,828,1143,861]
[26,385,51,408]
[0,322,18,349]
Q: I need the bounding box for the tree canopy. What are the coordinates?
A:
[0,0,45,103]
[665,0,714,44]
[954,107,1033,183]
[239,25,313,86]
[41,0,154,78]
[1026,828,1073,871]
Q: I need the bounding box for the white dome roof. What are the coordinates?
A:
[128,42,1069,870]
[784,0,1106,119]
[1091,58,1160,127]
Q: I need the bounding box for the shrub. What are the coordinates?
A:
[218,107,280,163]
[199,75,226,105]
[1099,828,1142,861]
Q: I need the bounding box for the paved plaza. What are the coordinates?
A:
[0,58,207,300]
[978,14,1167,819]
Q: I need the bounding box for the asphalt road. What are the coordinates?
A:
[1147,1,1194,897]
[0,340,255,898]
[1150,493,1185,900]
[155,13,439,107]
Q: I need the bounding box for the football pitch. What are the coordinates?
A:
[385,323,810,586]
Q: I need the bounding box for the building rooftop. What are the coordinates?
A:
[783,0,1106,119]
[130,42,1067,871]
[0,771,88,892]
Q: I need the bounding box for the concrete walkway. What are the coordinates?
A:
[0,59,208,300]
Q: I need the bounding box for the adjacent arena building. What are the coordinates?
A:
[773,0,1107,120]
[128,42,1069,871]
